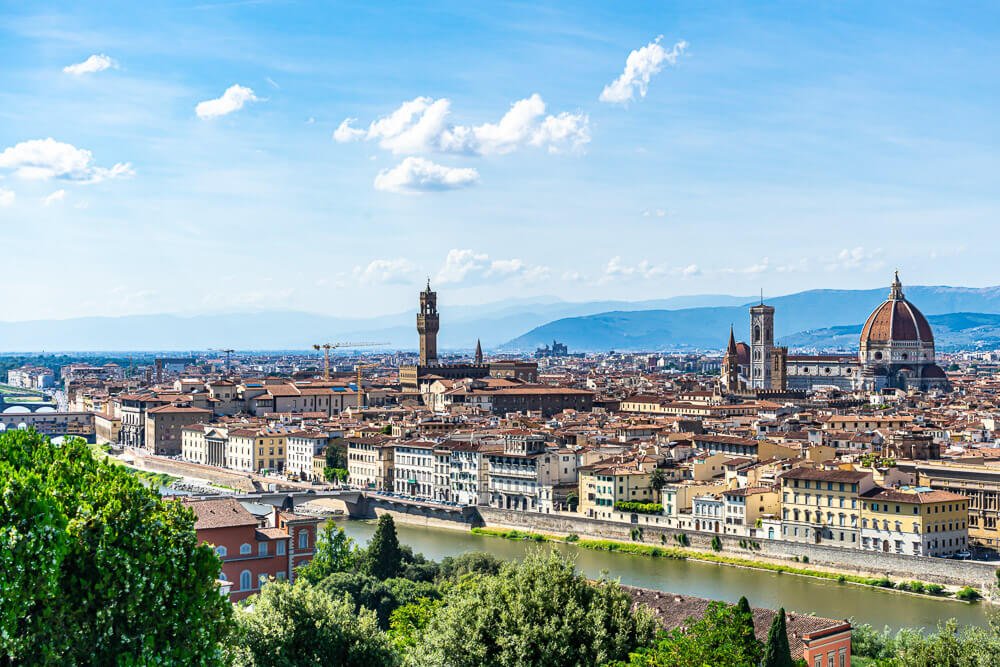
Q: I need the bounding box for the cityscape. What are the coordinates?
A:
[3,2,1000,666]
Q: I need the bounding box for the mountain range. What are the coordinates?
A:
[501,286,1000,353]
[4,285,1000,353]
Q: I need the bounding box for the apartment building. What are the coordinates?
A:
[779,468,875,548]
[721,486,781,536]
[393,440,436,497]
[860,486,969,557]
[144,405,212,456]
[448,441,491,506]
[347,437,394,490]
[578,459,655,519]
[286,432,335,480]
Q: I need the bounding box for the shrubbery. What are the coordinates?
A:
[614,501,664,514]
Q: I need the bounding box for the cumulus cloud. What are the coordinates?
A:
[43,189,66,206]
[336,94,589,156]
[435,249,548,285]
[353,258,417,285]
[825,247,885,272]
[63,54,116,75]
[600,37,687,104]
[602,257,700,283]
[195,84,259,119]
[374,157,479,194]
[0,187,14,207]
[0,138,133,183]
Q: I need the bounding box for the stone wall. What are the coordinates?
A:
[365,496,481,530]
[478,507,998,592]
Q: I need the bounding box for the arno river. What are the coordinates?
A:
[338,520,990,632]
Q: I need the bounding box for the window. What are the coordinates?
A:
[240,543,251,555]
[258,542,268,556]
[215,545,227,557]
[240,570,252,591]
[298,530,309,549]
[258,574,269,588]
[275,571,286,581]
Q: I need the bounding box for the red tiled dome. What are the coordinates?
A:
[736,342,750,366]
[860,273,933,344]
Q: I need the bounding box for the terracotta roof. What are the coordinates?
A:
[183,498,258,530]
[860,487,967,504]
[779,468,870,483]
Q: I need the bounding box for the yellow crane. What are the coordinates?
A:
[311,342,386,381]
[355,363,379,410]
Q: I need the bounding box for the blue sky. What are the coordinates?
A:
[0,1,997,320]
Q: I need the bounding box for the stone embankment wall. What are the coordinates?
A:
[478,507,998,592]
[363,496,482,531]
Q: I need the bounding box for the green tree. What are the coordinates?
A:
[0,430,231,664]
[649,467,667,497]
[298,522,358,583]
[324,466,349,483]
[325,439,349,469]
[437,551,503,581]
[366,514,404,580]
[230,579,397,667]
[388,597,444,655]
[762,608,794,667]
[318,571,440,629]
[621,600,763,667]
[410,549,656,667]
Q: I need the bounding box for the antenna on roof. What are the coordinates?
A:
[760,288,764,305]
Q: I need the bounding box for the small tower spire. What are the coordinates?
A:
[474,339,483,365]
[726,325,738,356]
[889,270,904,300]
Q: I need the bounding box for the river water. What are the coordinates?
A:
[338,520,990,632]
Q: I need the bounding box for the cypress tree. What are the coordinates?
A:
[762,607,794,667]
[365,513,402,579]
[734,596,763,664]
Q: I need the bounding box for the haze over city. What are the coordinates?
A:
[2,1,998,322]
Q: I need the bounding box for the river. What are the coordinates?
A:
[337,520,990,632]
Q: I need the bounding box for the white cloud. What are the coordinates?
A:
[642,208,666,218]
[195,84,259,119]
[63,54,116,75]
[825,247,885,272]
[601,257,699,283]
[333,118,366,143]
[0,138,133,183]
[0,188,14,207]
[43,189,66,206]
[353,258,417,285]
[435,249,548,285]
[600,37,687,104]
[337,94,589,156]
[374,157,479,194]
[680,264,700,278]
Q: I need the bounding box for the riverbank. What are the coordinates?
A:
[469,526,983,604]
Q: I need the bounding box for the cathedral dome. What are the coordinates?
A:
[860,272,933,345]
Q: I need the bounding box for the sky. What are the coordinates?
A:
[0,1,998,321]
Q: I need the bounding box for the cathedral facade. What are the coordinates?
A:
[721,273,949,393]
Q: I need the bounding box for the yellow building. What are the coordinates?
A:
[224,428,286,473]
[578,459,656,519]
[778,468,875,548]
[860,486,969,557]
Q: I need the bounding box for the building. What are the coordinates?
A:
[535,340,569,358]
[448,441,491,506]
[286,432,336,480]
[721,486,781,535]
[778,468,875,547]
[578,459,656,519]
[860,486,969,557]
[182,498,320,602]
[722,273,949,393]
[347,437,394,490]
[144,405,212,456]
[906,461,1000,547]
[417,279,439,365]
[392,440,437,498]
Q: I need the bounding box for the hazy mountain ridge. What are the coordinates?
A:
[501,286,1000,352]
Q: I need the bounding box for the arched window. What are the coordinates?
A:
[240,543,251,555]
[753,325,761,343]
[298,530,309,549]
[215,545,227,557]
[240,570,252,591]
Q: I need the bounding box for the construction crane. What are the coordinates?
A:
[354,363,379,410]
[311,342,387,381]
[209,348,236,374]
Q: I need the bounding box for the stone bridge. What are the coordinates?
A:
[235,489,366,516]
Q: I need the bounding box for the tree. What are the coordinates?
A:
[0,430,231,664]
[437,551,503,581]
[762,607,794,667]
[324,466,349,483]
[366,514,404,580]
[649,467,667,498]
[230,580,397,667]
[298,522,358,583]
[318,571,440,629]
[410,549,657,667]
[621,600,763,667]
[388,597,444,655]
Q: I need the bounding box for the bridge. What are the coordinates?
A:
[0,411,95,441]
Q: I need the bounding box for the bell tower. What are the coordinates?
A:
[417,279,440,365]
[749,297,775,390]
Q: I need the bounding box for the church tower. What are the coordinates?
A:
[749,299,775,389]
[474,339,483,365]
[417,280,440,365]
[721,325,740,391]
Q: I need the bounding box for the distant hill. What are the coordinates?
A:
[783,312,1000,351]
[501,286,1000,352]
[0,293,753,352]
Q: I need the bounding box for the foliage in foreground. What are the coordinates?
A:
[0,429,231,664]
[852,616,1000,666]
